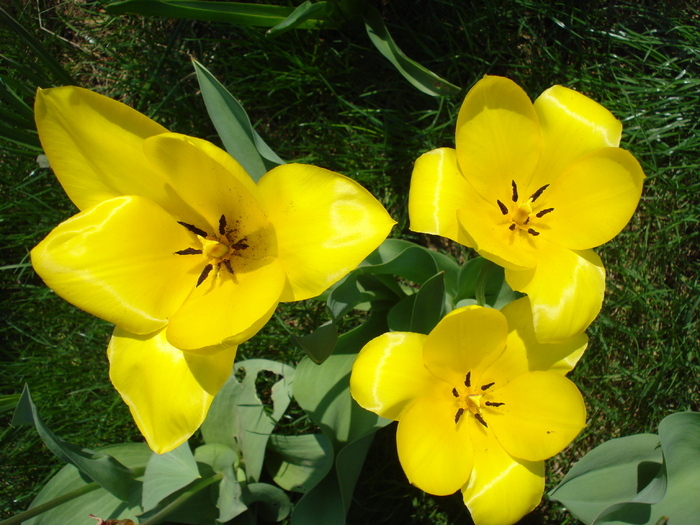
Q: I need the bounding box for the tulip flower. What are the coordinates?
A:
[350,298,587,525]
[409,75,645,342]
[31,86,394,453]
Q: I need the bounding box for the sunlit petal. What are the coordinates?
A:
[167,256,285,350]
[350,332,443,420]
[397,396,474,496]
[462,425,544,525]
[408,148,473,246]
[487,371,586,461]
[487,297,588,383]
[455,76,541,201]
[423,306,507,387]
[542,148,645,250]
[108,327,236,454]
[143,133,269,237]
[34,86,167,211]
[533,84,622,185]
[31,195,198,334]
[257,164,395,302]
[506,244,605,343]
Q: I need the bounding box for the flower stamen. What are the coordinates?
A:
[529,184,550,202]
[455,407,465,423]
[480,382,495,391]
[452,387,459,397]
[197,264,213,287]
[177,221,208,237]
[496,200,509,215]
[464,372,471,387]
[536,208,554,218]
[474,413,488,428]
[511,180,519,202]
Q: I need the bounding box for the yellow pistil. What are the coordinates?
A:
[452,374,501,427]
[497,181,553,237]
[201,237,230,260]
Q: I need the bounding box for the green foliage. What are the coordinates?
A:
[550,412,700,525]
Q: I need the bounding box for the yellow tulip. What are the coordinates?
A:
[350,298,587,525]
[31,86,395,453]
[409,76,645,342]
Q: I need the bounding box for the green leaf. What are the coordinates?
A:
[192,58,284,181]
[266,434,334,492]
[25,443,151,525]
[200,359,295,483]
[107,0,324,28]
[455,257,522,309]
[241,483,291,522]
[362,5,460,97]
[410,271,446,334]
[267,1,332,37]
[142,442,201,511]
[12,385,138,501]
[293,320,339,364]
[195,444,247,523]
[550,411,700,525]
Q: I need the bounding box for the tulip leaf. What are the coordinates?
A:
[266,1,332,37]
[24,443,151,525]
[362,5,460,97]
[195,444,247,522]
[410,271,446,334]
[242,483,291,522]
[192,59,284,181]
[386,293,416,332]
[200,359,295,483]
[293,320,339,364]
[265,433,334,493]
[106,0,323,28]
[550,411,700,525]
[12,385,138,501]
[455,257,522,309]
[141,442,200,511]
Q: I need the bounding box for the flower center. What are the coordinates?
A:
[496,180,554,237]
[175,214,250,286]
[451,371,505,428]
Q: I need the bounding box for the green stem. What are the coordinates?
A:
[139,473,223,525]
[475,258,495,307]
[0,482,100,525]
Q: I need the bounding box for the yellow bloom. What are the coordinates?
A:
[31,86,395,453]
[350,298,587,525]
[409,76,645,342]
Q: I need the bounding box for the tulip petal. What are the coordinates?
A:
[533,84,622,185]
[167,255,285,350]
[462,426,544,525]
[486,371,586,461]
[408,148,473,246]
[257,164,395,302]
[397,396,474,496]
[34,86,167,211]
[142,133,269,238]
[487,297,588,383]
[505,244,605,343]
[541,148,645,250]
[423,306,507,387]
[456,187,538,271]
[350,332,443,420]
[108,327,236,454]
[455,76,541,201]
[31,195,199,334]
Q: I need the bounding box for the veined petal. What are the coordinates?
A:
[487,371,586,461]
[455,76,541,201]
[350,332,443,420]
[542,148,645,250]
[456,189,538,271]
[462,425,544,525]
[506,244,605,343]
[487,297,588,383]
[397,396,474,496]
[533,84,622,186]
[167,255,285,350]
[257,164,395,302]
[31,196,198,334]
[35,86,167,211]
[408,148,473,246]
[108,326,236,454]
[143,133,269,237]
[423,306,507,387]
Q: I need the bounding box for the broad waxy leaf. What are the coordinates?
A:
[142,442,200,511]
[200,359,295,483]
[192,59,284,181]
[266,434,334,493]
[293,320,339,364]
[362,5,461,97]
[195,444,247,522]
[242,483,292,522]
[12,385,138,501]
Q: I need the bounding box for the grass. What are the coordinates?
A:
[1,0,699,523]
